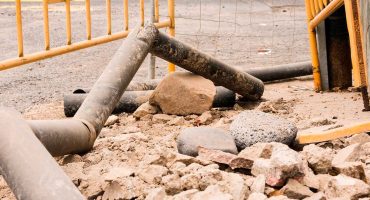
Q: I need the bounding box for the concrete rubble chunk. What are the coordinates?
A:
[280,179,314,199]
[171,189,199,200]
[303,192,326,200]
[332,162,367,181]
[191,185,233,200]
[177,127,238,156]
[194,111,213,125]
[137,165,168,184]
[324,174,370,199]
[161,174,182,195]
[104,115,119,126]
[301,144,334,174]
[250,174,266,193]
[180,174,201,190]
[251,143,305,187]
[133,101,159,119]
[230,111,297,150]
[220,172,249,200]
[198,147,237,165]
[346,133,370,145]
[235,143,273,169]
[332,143,362,166]
[247,193,268,200]
[104,166,134,181]
[149,72,216,115]
[145,187,167,200]
[102,181,125,200]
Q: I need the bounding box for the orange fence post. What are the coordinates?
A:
[167,0,175,72]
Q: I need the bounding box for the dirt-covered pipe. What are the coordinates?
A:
[0,108,84,200]
[150,31,264,100]
[74,24,157,134]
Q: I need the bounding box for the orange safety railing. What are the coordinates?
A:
[0,0,176,72]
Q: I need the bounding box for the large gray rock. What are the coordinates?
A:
[229,111,297,150]
[177,127,238,156]
[149,72,216,115]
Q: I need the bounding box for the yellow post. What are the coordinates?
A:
[65,0,72,45]
[43,0,50,50]
[106,0,112,35]
[124,0,129,31]
[140,0,144,26]
[168,0,175,72]
[305,0,322,91]
[85,0,92,40]
[15,0,24,57]
[155,0,159,22]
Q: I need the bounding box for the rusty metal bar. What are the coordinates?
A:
[65,0,72,45]
[309,0,344,31]
[85,0,91,40]
[15,0,23,57]
[0,108,84,200]
[106,0,112,35]
[43,0,50,50]
[150,29,264,100]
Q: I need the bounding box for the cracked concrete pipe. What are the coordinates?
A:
[0,108,84,200]
[150,30,264,100]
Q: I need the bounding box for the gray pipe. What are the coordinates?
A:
[150,31,264,100]
[74,24,157,134]
[64,87,236,117]
[0,108,84,200]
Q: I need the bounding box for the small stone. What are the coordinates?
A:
[251,175,266,193]
[104,167,134,181]
[104,115,119,126]
[332,143,362,166]
[192,185,233,200]
[137,165,168,184]
[230,111,297,150]
[280,179,314,199]
[247,193,267,200]
[194,111,213,125]
[303,192,326,200]
[221,172,249,200]
[168,116,187,126]
[324,175,370,199]
[133,102,159,119]
[172,189,199,200]
[332,162,366,181]
[180,174,201,190]
[198,147,236,165]
[152,114,174,123]
[301,144,334,174]
[145,187,167,200]
[251,143,305,187]
[161,174,182,195]
[177,127,238,156]
[102,181,125,200]
[346,133,370,145]
[149,72,216,115]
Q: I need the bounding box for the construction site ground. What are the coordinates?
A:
[1,0,370,199]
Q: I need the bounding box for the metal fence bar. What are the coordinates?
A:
[15,0,23,57]
[0,0,176,71]
[106,0,112,35]
[65,0,72,45]
[43,0,50,50]
[85,0,91,40]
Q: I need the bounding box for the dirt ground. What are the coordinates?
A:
[1,0,370,199]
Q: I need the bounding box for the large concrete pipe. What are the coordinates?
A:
[64,87,236,117]
[150,30,264,100]
[0,108,84,200]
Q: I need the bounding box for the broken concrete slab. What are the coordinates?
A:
[230,111,297,150]
[332,162,367,181]
[301,144,334,174]
[324,175,370,199]
[149,72,216,115]
[177,127,238,156]
[280,179,314,199]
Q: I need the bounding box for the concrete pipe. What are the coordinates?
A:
[150,30,264,100]
[0,108,84,200]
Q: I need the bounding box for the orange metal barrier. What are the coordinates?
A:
[0,0,175,72]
